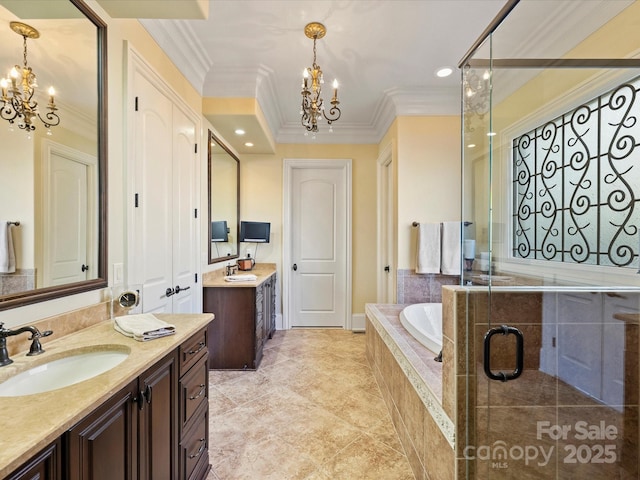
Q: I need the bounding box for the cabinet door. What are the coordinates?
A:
[205,287,256,369]
[66,380,138,480]
[138,351,178,480]
[7,440,61,480]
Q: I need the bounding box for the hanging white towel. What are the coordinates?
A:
[416,223,441,274]
[114,313,176,342]
[0,221,16,274]
[441,221,461,275]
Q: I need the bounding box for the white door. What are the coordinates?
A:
[287,160,351,328]
[42,143,95,286]
[377,145,395,303]
[170,106,197,313]
[133,72,174,313]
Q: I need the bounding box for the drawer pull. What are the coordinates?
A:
[189,384,206,401]
[188,438,206,459]
[187,342,206,356]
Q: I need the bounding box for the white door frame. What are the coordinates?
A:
[282,158,352,330]
[376,142,395,303]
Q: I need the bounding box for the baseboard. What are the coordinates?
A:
[351,313,366,332]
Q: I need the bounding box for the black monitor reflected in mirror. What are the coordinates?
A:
[211,220,229,242]
[239,221,270,243]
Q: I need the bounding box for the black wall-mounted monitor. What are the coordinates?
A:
[239,221,270,243]
[211,220,229,242]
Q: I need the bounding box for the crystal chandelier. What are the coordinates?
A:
[0,22,59,135]
[300,22,341,136]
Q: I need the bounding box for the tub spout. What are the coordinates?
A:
[434,350,442,362]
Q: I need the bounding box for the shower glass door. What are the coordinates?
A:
[461,1,640,478]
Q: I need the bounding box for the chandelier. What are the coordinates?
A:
[462,66,490,133]
[0,22,59,135]
[300,22,341,136]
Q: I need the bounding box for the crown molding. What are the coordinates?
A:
[140,19,212,94]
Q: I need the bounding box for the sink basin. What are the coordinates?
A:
[0,347,130,397]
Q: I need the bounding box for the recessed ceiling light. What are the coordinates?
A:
[467,143,476,148]
[234,129,245,135]
[244,142,254,147]
[487,132,497,136]
[436,67,453,78]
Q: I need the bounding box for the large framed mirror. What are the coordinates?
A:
[0,0,107,310]
[208,130,239,264]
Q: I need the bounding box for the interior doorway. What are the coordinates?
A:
[283,159,352,329]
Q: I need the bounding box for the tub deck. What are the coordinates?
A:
[365,303,454,446]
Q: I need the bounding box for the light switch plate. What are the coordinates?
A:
[113,263,124,285]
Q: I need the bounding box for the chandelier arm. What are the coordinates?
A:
[323,104,341,123]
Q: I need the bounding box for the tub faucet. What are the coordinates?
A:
[0,323,53,367]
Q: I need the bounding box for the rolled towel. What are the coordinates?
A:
[114,313,175,342]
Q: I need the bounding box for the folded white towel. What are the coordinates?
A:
[114,313,175,342]
[225,274,258,282]
[0,221,16,274]
[416,223,440,274]
[441,221,461,275]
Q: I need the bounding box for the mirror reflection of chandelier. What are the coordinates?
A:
[0,22,60,135]
[300,22,341,137]
[463,66,490,132]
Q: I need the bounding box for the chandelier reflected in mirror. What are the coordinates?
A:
[0,22,59,136]
[300,22,341,136]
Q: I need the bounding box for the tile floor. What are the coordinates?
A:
[206,329,415,479]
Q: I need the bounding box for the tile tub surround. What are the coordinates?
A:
[397,269,460,304]
[366,303,455,480]
[206,329,414,479]
[0,313,213,477]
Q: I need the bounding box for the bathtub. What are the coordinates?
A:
[399,303,443,354]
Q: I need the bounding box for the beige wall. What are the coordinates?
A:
[395,116,461,270]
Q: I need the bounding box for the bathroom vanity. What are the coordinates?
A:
[203,264,276,370]
[0,313,213,480]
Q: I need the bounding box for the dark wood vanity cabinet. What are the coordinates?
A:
[5,439,62,480]
[204,272,276,370]
[66,350,178,480]
[10,327,212,480]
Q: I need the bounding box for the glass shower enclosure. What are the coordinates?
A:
[460,0,640,478]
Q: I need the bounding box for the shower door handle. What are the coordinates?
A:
[483,325,524,382]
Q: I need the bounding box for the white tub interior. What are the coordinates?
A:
[399,303,443,354]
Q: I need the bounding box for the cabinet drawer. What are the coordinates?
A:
[179,356,208,430]
[179,328,208,375]
[180,407,209,480]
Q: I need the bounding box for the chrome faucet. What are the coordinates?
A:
[0,323,53,366]
[225,263,238,276]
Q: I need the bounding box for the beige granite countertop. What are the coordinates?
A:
[203,262,276,288]
[0,313,213,478]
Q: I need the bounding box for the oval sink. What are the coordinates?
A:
[0,347,130,397]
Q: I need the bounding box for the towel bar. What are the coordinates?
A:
[412,221,473,227]
[7,221,19,226]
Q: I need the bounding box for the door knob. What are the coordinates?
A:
[384,265,390,272]
[81,264,89,272]
[292,263,297,271]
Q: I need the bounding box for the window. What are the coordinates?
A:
[512,78,640,268]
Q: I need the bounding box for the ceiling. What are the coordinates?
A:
[97,0,632,154]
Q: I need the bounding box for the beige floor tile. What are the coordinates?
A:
[208,329,414,480]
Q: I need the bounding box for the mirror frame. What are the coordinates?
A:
[0,0,108,311]
[208,130,240,264]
